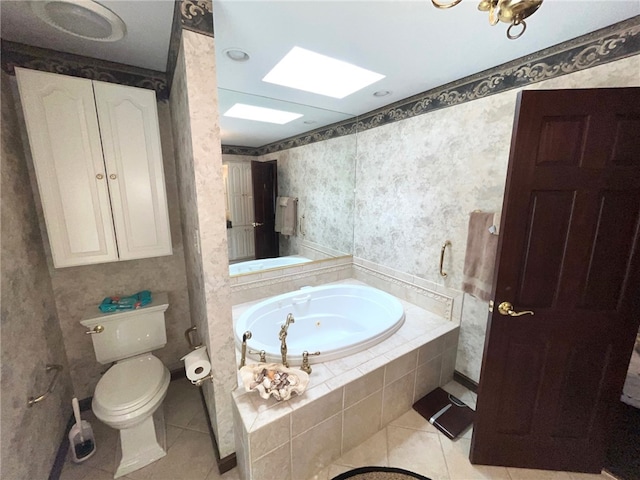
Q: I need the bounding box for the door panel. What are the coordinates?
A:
[471,88,640,473]
[518,190,574,307]
[251,160,278,259]
[93,81,172,260]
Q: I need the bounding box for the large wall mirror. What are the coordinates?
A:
[218,91,357,278]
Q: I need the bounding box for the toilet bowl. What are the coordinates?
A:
[93,355,170,477]
[81,293,171,478]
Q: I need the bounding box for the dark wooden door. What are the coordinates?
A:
[251,160,279,259]
[470,88,640,472]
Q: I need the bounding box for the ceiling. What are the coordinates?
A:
[1,1,639,148]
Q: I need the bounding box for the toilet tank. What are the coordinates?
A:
[80,292,169,364]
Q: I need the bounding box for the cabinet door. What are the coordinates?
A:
[15,68,118,267]
[93,81,172,260]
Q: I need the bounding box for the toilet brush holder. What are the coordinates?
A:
[68,420,96,463]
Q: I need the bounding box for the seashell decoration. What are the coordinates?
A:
[240,363,310,401]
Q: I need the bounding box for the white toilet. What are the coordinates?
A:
[81,292,170,478]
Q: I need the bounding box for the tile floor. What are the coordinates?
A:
[60,379,616,480]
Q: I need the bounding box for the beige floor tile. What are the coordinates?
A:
[127,429,216,480]
[388,408,440,434]
[205,466,242,480]
[440,437,510,480]
[305,463,332,480]
[338,429,389,468]
[60,463,116,480]
[327,463,354,478]
[387,425,450,480]
[164,380,204,428]
[507,467,573,480]
[166,424,185,449]
[186,409,211,434]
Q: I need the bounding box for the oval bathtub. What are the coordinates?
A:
[229,255,312,276]
[235,284,405,364]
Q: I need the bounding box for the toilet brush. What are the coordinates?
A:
[69,397,96,462]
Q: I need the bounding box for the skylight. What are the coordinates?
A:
[262,46,385,99]
[223,104,303,124]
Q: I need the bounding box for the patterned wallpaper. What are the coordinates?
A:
[1,71,73,479]
[262,135,357,257]
[354,54,640,383]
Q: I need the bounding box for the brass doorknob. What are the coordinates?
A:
[497,301,534,317]
[251,222,264,227]
[109,174,117,180]
[96,173,104,180]
[85,325,104,334]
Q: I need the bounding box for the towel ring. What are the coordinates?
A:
[439,241,451,277]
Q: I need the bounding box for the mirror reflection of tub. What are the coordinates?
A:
[229,255,313,276]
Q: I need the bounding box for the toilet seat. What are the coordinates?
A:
[93,354,169,428]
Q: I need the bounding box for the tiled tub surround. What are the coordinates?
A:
[229,255,354,305]
[232,279,459,480]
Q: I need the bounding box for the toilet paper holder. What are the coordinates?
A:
[184,326,203,350]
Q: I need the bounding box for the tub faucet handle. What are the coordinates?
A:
[300,351,321,374]
[249,349,267,363]
[239,331,252,370]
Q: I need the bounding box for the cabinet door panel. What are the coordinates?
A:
[15,68,117,267]
[93,81,172,260]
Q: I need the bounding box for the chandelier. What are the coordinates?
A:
[431,0,543,40]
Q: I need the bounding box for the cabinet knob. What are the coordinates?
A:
[96,173,104,180]
[109,174,117,180]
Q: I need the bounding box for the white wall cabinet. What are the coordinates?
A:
[225,161,254,261]
[15,67,172,268]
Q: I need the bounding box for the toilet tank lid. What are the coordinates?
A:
[80,292,169,326]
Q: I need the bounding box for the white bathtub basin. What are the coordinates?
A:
[235,284,405,364]
[229,255,312,276]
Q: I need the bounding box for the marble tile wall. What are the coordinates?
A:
[170,29,236,458]
[10,69,193,399]
[353,54,640,383]
[1,70,73,479]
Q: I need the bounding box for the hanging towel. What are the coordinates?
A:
[275,196,297,236]
[462,212,499,302]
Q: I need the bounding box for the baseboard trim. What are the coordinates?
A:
[197,387,237,474]
[454,370,479,394]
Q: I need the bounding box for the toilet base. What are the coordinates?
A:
[113,407,167,478]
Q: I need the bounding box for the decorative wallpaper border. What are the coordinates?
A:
[166,0,214,92]
[223,16,640,155]
[180,0,214,37]
[222,115,359,156]
[0,40,169,100]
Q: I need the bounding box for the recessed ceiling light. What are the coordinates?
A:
[224,48,250,62]
[373,90,392,97]
[31,0,126,42]
[262,46,385,99]
[223,104,303,125]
